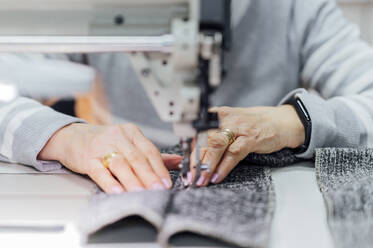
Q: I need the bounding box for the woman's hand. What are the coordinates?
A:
[38,123,182,194]
[191,105,305,186]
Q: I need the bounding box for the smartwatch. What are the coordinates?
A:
[287,95,312,154]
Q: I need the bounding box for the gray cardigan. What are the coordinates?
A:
[1,0,373,171]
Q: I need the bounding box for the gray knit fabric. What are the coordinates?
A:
[244,149,302,167]
[315,148,373,248]
[158,166,274,248]
[80,165,274,247]
[80,190,171,237]
[78,147,302,247]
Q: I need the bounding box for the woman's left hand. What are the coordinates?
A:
[191,105,306,186]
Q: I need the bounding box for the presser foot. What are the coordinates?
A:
[178,134,211,188]
[179,160,211,189]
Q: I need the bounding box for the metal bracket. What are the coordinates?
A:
[129,18,200,138]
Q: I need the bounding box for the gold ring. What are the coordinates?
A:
[219,128,236,145]
[102,152,119,169]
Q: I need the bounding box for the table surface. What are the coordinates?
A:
[0,161,334,248]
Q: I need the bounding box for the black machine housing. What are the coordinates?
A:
[193,0,232,132]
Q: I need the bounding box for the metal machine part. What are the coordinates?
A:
[0,0,231,187]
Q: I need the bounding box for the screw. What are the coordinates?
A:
[141,68,151,77]
[114,15,125,25]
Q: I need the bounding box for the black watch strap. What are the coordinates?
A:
[287,95,312,154]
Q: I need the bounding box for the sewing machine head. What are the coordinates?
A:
[0,0,232,187]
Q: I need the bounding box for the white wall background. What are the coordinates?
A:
[338,0,373,44]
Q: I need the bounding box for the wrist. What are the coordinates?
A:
[276,105,306,149]
[38,123,77,165]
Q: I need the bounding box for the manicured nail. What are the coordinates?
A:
[187,172,193,184]
[211,173,219,184]
[131,187,145,192]
[111,186,124,194]
[162,178,171,189]
[196,175,205,186]
[152,183,165,190]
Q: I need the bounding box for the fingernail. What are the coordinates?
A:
[152,183,165,190]
[111,186,124,194]
[211,173,219,184]
[196,175,205,186]
[187,172,193,184]
[131,187,145,192]
[162,178,171,189]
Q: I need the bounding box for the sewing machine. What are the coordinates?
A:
[0,0,231,186]
[0,1,364,247]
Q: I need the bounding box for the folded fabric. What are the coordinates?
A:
[80,190,172,241]
[79,147,303,247]
[315,148,373,248]
[159,165,274,248]
[80,165,274,248]
[244,148,302,167]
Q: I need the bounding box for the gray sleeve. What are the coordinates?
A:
[0,53,95,99]
[279,0,373,159]
[0,97,86,171]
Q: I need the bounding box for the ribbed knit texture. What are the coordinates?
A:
[158,165,274,248]
[315,148,373,248]
[82,147,373,248]
[80,147,303,247]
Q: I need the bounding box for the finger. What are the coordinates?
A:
[161,154,183,170]
[199,130,231,186]
[209,106,220,112]
[209,106,232,118]
[209,106,244,114]
[122,124,172,189]
[108,155,145,192]
[87,159,124,194]
[211,137,252,184]
[118,141,166,190]
[112,129,165,190]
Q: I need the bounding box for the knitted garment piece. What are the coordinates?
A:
[159,165,274,248]
[80,190,171,238]
[315,148,373,248]
[80,148,298,247]
[244,149,302,167]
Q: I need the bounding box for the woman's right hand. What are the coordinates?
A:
[38,123,182,194]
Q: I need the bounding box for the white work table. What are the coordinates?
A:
[0,161,334,248]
